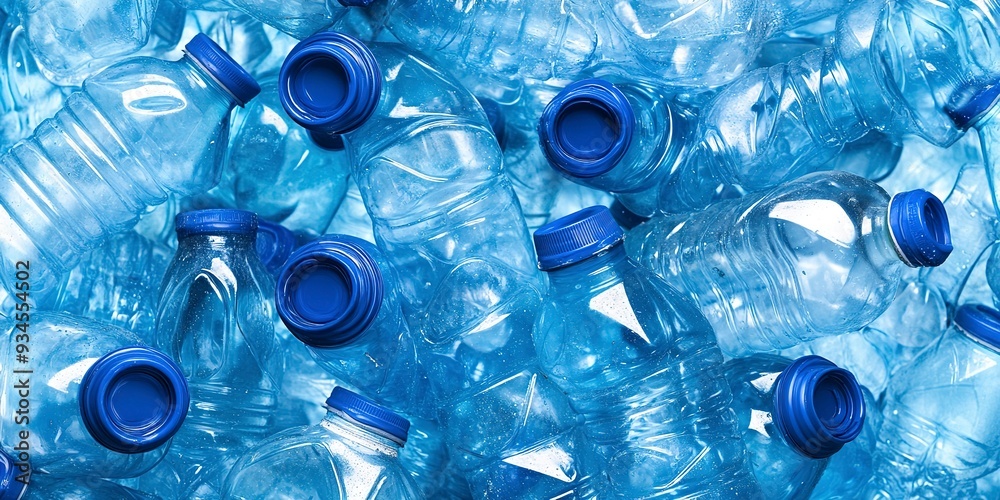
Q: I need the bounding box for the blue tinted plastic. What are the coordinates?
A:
[256,220,299,277]
[534,215,761,497]
[867,304,1000,497]
[24,476,156,499]
[325,386,410,444]
[627,171,951,356]
[0,34,254,298]
[0,313,177,478]
[222,402,419,499]
[0,17,65,152]
[154,210,282,492]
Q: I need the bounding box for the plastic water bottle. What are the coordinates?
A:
[154,209,282,492]
[4,0,159,85]
[275,234,453,496]
[780,328,895,398]
[721,355,866,499]
[0,33,259,297]
[42,230,172,341]
[532,205,760,497]
[867,304,1000,498]
[537,78,692,218]
[0,313,188,479]
[655,0,1000,214]
[625,171,954,356]
[255,219,299,278]
[539,79,900,218]
[277,31,539,312]
[223,387,419,499]
[213,74,350,235]
[0,17,66,152]
[370,0,846,89]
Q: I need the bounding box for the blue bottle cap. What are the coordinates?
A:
[325,386,409,444]
[887,190,953,267]
[954,304,1000,350]
[0,448,26,499]
[276,235,384,348]
[945,77,1000,130]
[538,78,635,178]
[256,219,299,276]
[279,31,382,135]
[476,96,507,150]
[175,209,258,238]
[772,355,866,459]
[533,206,625,271]
[79,347,190,454]
[184,33,261,106]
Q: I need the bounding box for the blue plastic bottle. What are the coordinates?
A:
[154,209,283,492]
[5,0,159,85]
[278,33,606,498]
[780,328,895,398]
[212,74,350,235]
[810,385,882,500]
[538,78,691,218]
[0,313,188,479]
[655,0,1000,214]
[721,355,866,499]
[867,304,1000,498]
[325,177,376,242]
[0,17,66,152]
[626,171,954,356]
[0,34,259,297]
[539,79,902,218]
[278,32,540,315]
[275,234,454,496]
[532,206,760,497]
[20,474,157,499]
[223,387,419,499]
[370,0,845,89]
[40,230,171,342]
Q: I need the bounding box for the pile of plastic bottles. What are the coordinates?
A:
[2,0,1000,498]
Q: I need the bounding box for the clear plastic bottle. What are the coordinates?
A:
[0,313,188,479]
[0,16,66,152]
[278,33,607,498]
[867,304,1000,498]
[809,385,882,499]
[24,475,157,499]
[626,171,954,356]
[7,0,159,85]
[0,34,259,297]
[275,234,453,496]
[325,176,375,243]
[656,0,1000,214]
[154,209,282,492]
[721,355,866,499]
[223,387,420,499]
[532,206,761,497]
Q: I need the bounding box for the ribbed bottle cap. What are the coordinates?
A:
[78,347,190,454]
[946,77,1000,130]
[276,235,384,348]
[538,79,635,178]
[184,33,261,106]
[256,220,299,277]
[325,386,409,444]
[175,209,258,238]
[955,304,1000,350]
[772,355,866,459]
[279,31,381,135]
[476,96,507,150]
[0,448,25,500]
[533,206,625,271]
[887,190,953,267]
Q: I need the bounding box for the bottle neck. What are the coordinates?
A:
[176,233,256,253]
[320,409,402,457]
[544,243,631,290]
[181,55,239,108]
